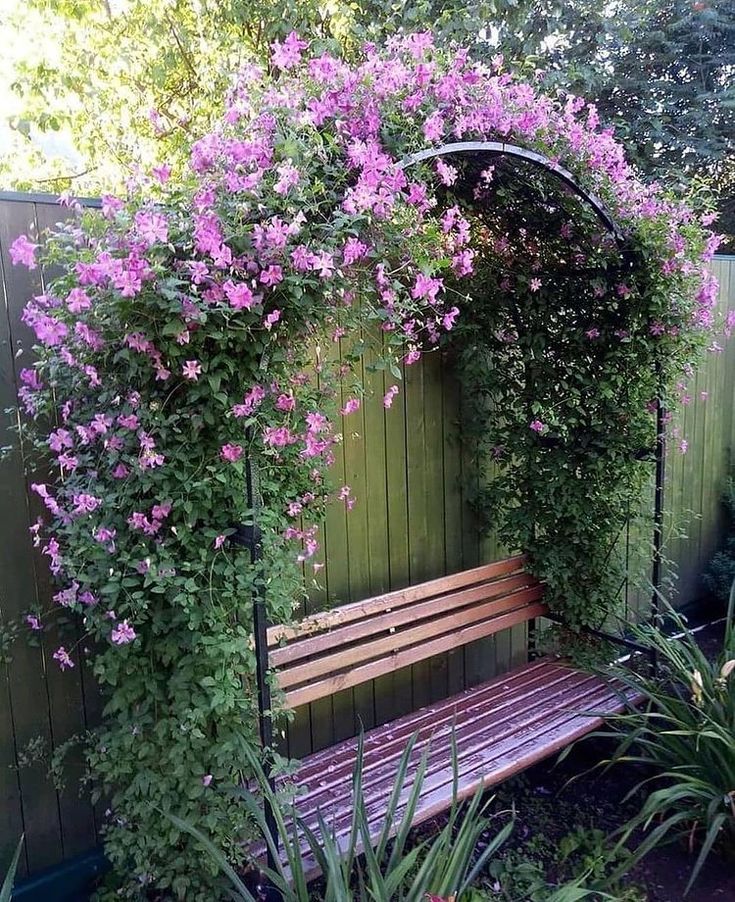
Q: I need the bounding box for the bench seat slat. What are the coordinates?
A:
[291,668,601,816]
[277,584,544,689]
[267,554,528,646]
[288,660,579,797]
[251,659,637,880]
[280,600,548,708]
[295,679,615,842]
[271,571,537,668]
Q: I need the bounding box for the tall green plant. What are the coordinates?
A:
[1,837,24,902]
[704,473,735,603]
[170,733,513,901]
[599,581,735,894]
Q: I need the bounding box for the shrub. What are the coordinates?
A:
[704,473,735,603]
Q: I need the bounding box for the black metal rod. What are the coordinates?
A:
[650,361,667,673]
[544,614,650,655]
[244,449,279,871]
[397,141,626,248]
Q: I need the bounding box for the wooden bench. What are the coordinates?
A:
[261,554,635,877]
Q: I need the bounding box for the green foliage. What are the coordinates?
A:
[0,837,23,902]
[446,156,706,629]
[171,732,514,901]
[482,819,645,900]
[487,847,639,901]
[510,2,735,174]
[599,585,735,894]
[705,472,735,602]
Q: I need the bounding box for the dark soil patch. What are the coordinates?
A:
[486,733,735,901]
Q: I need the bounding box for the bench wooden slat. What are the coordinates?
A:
[288,660,576,796]
[267,554,528,646]
[250,660,636,880]
[294,689,627,881]
[295,678,612,839]
[290,666,598,814]
[280,600,547,708]
[277,584,545,689]
[271,571,537,668]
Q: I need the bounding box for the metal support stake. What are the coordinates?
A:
[650,362,667,674]
[244,450,279,874]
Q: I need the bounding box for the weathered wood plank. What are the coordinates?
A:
[291,659,567,788]
[30,201,97,857]
[277,587,544,688]
[343,347,375,736]
[421,351,451,704]
[0,200,64,872]
[255,660,635,881]
[364,346,411,729]
[441,355,466,694]
[0,225,28,876]
[269,556,528,645]
[404,350,433,711]
[271,572,536,667]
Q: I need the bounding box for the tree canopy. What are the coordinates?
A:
[3,1,733,244]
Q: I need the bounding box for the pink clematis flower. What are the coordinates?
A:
[220,443,243,462]
[383,385,399,408]
[264,309,281,330]
[182,360,202,380]
[53,647,74,670]
[271,31,308,70]
[111,620,136,645]
[10,235,38,269]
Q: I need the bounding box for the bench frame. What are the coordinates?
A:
[242,528,654,872]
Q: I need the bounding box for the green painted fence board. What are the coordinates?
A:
[0,200,65,876]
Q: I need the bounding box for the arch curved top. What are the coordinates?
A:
[397,141,626,249]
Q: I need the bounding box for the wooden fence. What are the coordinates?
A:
[1,193,734,879]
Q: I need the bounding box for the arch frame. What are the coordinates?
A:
[394,138,664,654]
[397,141,626,247]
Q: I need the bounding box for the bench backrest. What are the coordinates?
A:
[268,554,546,708]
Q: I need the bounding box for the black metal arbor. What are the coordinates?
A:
[243,141,667,860]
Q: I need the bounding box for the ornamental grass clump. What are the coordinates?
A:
[603,583,735,893]
[170,732,513,902]
[8,30,724,898]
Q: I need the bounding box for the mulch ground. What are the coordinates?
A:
[493,731,735,901]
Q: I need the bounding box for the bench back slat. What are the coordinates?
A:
[277,584,544,689]
[270,570,535,669]
[267,554,529,646]
[281,601,548,708]
[270,554,547,709]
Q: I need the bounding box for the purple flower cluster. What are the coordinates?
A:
[8,32,722,682]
